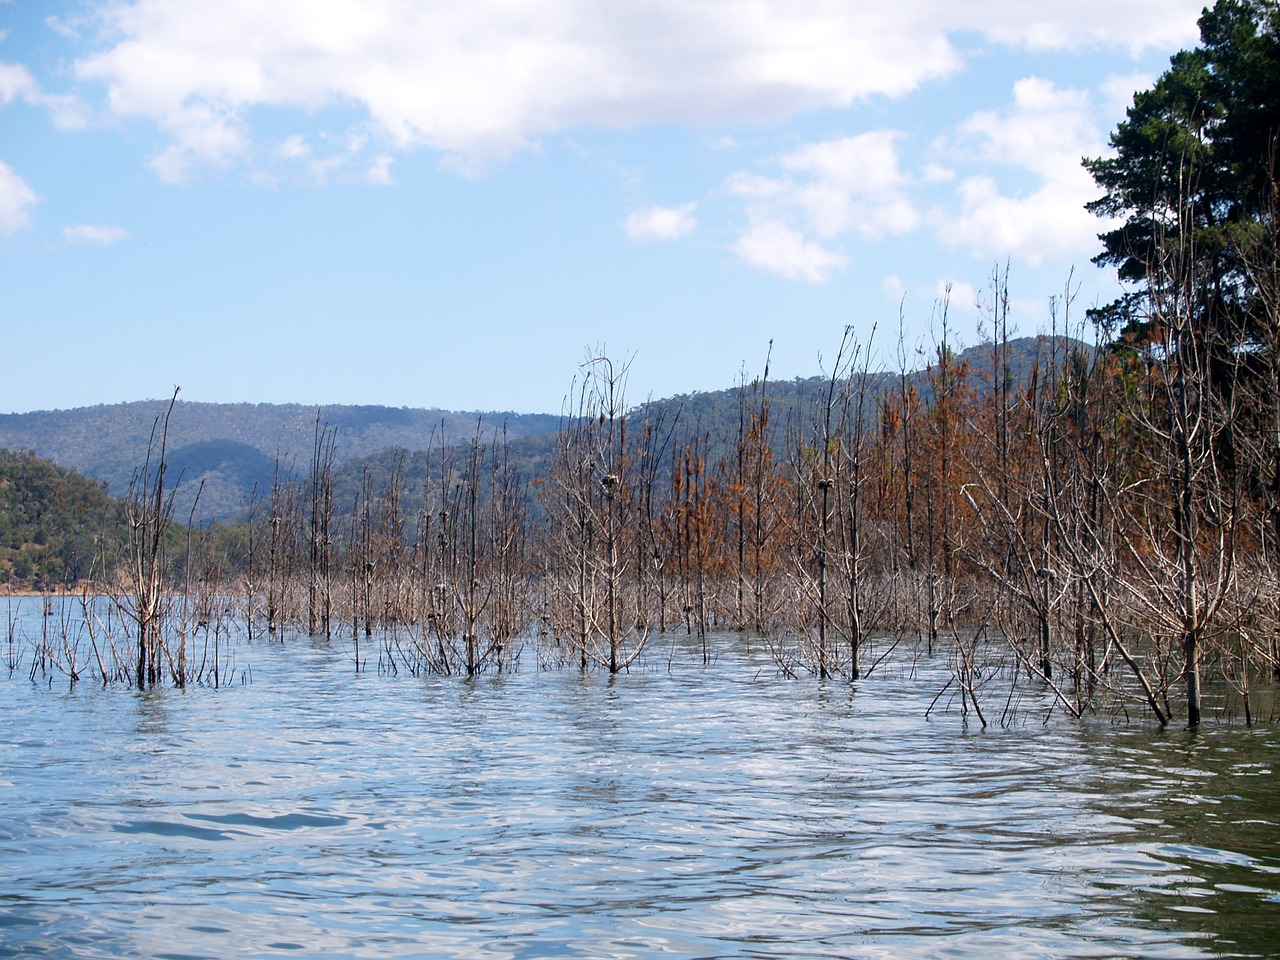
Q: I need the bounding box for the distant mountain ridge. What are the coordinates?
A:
[630,333,1088,451]
[0,401,561,523]
[0,336,1087,524]
[332,334,1091,528]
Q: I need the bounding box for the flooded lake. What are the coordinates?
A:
[2,597,1277,958]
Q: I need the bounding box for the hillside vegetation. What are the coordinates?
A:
[0,337,1077,526]
[328,335,1080,525]
[0,401,560,523]
[0,449,122,588]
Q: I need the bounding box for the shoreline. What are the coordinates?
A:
[3,584,110,598]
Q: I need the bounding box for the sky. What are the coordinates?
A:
[0,0,1207,416]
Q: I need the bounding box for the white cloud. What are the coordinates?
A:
[147,104,250,182]
[937,77,1117,264]
[274,134,311,160]
[946,175,1102,265]
[733,221,847,283]
[36,92,87,130]
[963,0,1200,54]
[45,15,84,41]
[726,131,916,280]
[936,278,978,310]
[624,203,697,242]
[0,60,88,130]
[1099,71,1154,115]
[0,160,36,234]
[0,61,38,105]
[778,133,920,238]
[69,1,1203,178]
[366,156,393,185]
[956,77,1094,181]
[62,223,131,244]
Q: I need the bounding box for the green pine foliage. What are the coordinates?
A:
[1084,0,1280,344]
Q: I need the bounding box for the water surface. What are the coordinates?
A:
[2,599,1277,958]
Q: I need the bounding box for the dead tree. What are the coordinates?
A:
[544,352,652,673]
[124,388,180,687]
[308,412,337,638]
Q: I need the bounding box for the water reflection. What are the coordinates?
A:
[1076,726,1280,958]
[0,612,1276,959]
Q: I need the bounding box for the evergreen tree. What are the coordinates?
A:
[1085,0,1280,349]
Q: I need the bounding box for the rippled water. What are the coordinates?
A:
[2,598,1277,959]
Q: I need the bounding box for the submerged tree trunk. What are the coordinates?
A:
[126,388,179,688]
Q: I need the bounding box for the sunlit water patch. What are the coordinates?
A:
[1,598,1277,958]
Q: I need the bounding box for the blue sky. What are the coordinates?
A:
[0,0,1204,415]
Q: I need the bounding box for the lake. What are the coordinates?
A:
[1,596,1277,959]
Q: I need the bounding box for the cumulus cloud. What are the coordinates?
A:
[936,278,978,310]
[955,77,1095,180]
[726,131,915,281]
[0,60,87,129]
[721,71,1140,280]
[733,221,847,283]
[273,134,311,161]
[937,77,1116,264]
[0,160,36,234]
[882,274,906,301]
[624,203,697,242]
[147,104,250,182]
[366,156,393,185]
[0,61,39,105]
[970,0,1199,53]
[62,223,131,244]
[68,0,1202,179]
[45,15,85,41]
[1099,71,1154,115]
[777,134,920,239]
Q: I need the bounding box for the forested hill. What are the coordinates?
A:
[333,335,1086,524]
[631,334,1086,448]
[0,401,561,524]
[0,449,122,588]
[0,336,1081,525]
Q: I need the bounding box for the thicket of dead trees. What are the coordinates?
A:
[20,269,1277,729]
